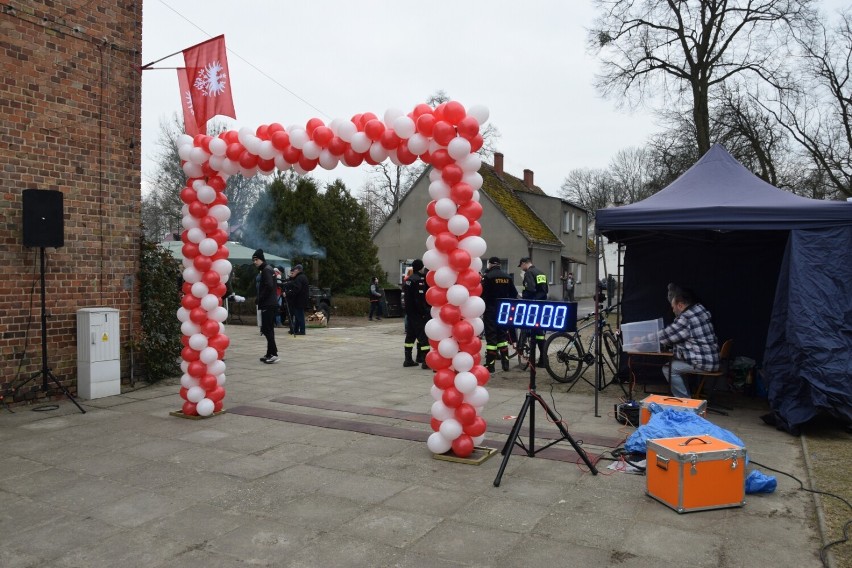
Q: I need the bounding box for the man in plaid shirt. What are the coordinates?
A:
[659,284,719,398]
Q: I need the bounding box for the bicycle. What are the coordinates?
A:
[543,304,621,384]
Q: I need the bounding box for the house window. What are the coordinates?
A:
[549,261,556,285]
[577,265,583,284]
[563,211,571,234]
[577,216,583,237]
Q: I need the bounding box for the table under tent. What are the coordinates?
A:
[595,144,852,433]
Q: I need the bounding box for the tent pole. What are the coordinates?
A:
[594,232,601,418]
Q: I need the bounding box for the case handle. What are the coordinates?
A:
[679,437,710,447]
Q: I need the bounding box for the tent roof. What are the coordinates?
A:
[596,144,852,238]
[160,241,289,267]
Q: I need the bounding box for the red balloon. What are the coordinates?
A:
[298,156,318,171]
[470,134,484,152]
[180,335,190,347]
[439,304,461,325]
[182,242,200,259]
[425,216,449,236]
[188,201,208,218]
[379,128,400,150]
[212,246,230,261]
[180,186,198,204]
[208,386,226,403]
[213,192,228,205]
[452,320,474,343]
[433,368,455,390]
[225,143,243,161]
[201,163,217,178]
[200,373,218,390]
[454,403,477,425]
[208,176,226,191]
[457,116,480,140]
[312,125,333,146]
[430,149,453,169]
[471,365,490,386]
[457,268,481,288]
[460,221,482,239]
[444,101,466,125]
[201,319,220,337]
[442,386,464,408]
[202,270,221,288]
[434,232,458,253]
[460,337,482,355]
[305,117,324,135]
[200,215,218,233]
[223,130,239,144]
[412,103,433,119]
[181,281,192,295]
[452,434,474,457]
[416,114,436,137]
[342,148,364,167]
[213,400,224,412]
[426,200,437,217]
[328,136,347,155]
[420,150,432,165]
[450,182,474,204]
[208,333,230,351]
[463,416,487,437]
[282,145,301,164]
[442,164,463,186]
[181,294,201,309]
[255,125,269,139]
[189,307,207,324]
[180,230,190,244]
[239,151,258,169]
[363,154,378,166]
[211,229,229,246]
[425,286,448,307]
[469,283,483,297]
[425,269,437,288]
[179,386,189,401]
[448,249,472,271]
[396,141,417,165]
[271,130,290,151]
[193,255,212,273]
[458,200,483,222]
[182,401,198,416]
[268,123,284,135]
[430,417,442,432]
[471,352,482,366]
[432,121,456,146]
[258,158,275,172]
[211,283,227,298]
[426,350,452,370]
[181,347,199,362]
[364,119,385,141]
[188,360,206,378]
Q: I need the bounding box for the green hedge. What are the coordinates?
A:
[333,295,371,316]
[139,239,182,382]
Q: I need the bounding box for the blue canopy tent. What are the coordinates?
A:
[596,144,852,431]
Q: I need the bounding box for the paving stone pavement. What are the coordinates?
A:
[0,311,824,567]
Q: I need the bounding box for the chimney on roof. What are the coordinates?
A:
[494,152,503,175]
[523,169,534,189]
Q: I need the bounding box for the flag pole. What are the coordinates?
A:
[140,49,185,70]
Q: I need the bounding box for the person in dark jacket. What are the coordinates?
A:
[284,264,310,335]
[253,249,278,363]
[368,276,383,321]
[403,259,430,368]
[482,257,518,373]
[519,257,549,367]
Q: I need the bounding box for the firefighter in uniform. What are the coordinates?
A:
[518,257,549,366]
[482,257,518,373]
[403,259,430,369]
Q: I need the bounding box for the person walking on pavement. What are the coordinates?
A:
[284,264,310,335]
[482,257,518,373]
[518,257,549,367]
[403,259,430,368]
[368,276,384,321]
[252,249,279,363]
[564,271,575,302]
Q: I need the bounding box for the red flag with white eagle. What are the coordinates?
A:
[182,35,236,134]
[176,68,199,137]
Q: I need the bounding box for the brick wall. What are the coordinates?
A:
[0,1,142,403]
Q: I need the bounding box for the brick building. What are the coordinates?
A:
[1,1,142,402]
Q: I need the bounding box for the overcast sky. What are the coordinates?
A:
[139,0,847,197]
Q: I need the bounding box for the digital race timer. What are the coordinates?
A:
[495,299,577,332]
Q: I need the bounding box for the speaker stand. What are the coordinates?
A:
[14,248,85,414]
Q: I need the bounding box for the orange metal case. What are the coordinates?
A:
[646,435,746,513]
[640,395,707,425]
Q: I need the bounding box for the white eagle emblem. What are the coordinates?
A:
[193,60,228,97]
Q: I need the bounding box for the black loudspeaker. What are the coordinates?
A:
[23,189,64,248]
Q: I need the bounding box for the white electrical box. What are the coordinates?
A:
[77,308,121,399]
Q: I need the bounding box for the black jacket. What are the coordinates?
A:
[284,272,310,309]
[403,270,430,319]
[482,266,518,311]
[522,265,548,300]
[255,262,277,309]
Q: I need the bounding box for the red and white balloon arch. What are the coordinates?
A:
[174,101,491,457]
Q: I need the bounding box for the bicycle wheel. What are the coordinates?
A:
[602,330,621,377]
[516,330,530,370]
[505,330,518,359]
[543,332,584,383]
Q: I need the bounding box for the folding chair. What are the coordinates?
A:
[688,339,733,399]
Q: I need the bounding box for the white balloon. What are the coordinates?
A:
[180,374,199,389]
[289,128,308,149]
[197,238,217,257]
[387,148,402,167]
[176,307,190,322]
[197,185,216,204]
[212,258,231,276]
[196,398,215,416]
[274,155,292,171]
[470,257,483,273]
[427,431,452,454]
[350,132,371,153]
[473,190,481,202]
[187,228,205,244]
[463,172,483,191]
[182,161,202,178]
[452,351,474,372]
[337,120,357,142]
[461,295,486,319]
[447,137,472,161]
[435,198,457,220]
[422,249,448,271]
[177,143,192,161]
[459,153,482,173]
[465,386,490,407]
[425,235,436,250]
[369,142,388,163]
[189,147,210,165]
[208,360,226,376]
[177,134,194,150]
[201,294,219,311]
[439,418,462,441]
[407,133,429,155]
[220,158,240,176]
[181,215,199,230]
[438,337,459,358]
[180,360,189,373]
[428,139,442,153]
[384,107,404,126]
[468,104,490,124]
[258,140,277,160]
[182,267,201,284]
[211,306,228,323]
[188,333,208,351]
[237,126,254,146]
[180,320,200,337]
[208,137,227,156]
[472,434,486,446]
[430,384,443,401]
[319,150,339,170]
[459,236,487,258]
[471,317,485,336]
[425,318,452,341]
[187,386,206,403]
[431,400,454,421]
[182,257,194,269]
[448,215,470,236]
[447,284,470,306]
[434,266,458,288]
[216,373,227,386]
[392,116,415,139]
[293,163,308,176]
[191,282,209,299]
[430,306,442,320]
[454,371,478,394]
[429,168,442,182]
[208,155,224,172]
[429,180,451,201]
[302,140,321,160]
[200,347,219,364]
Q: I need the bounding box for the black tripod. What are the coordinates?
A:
[493,358,597,486]
[14,248,86,414]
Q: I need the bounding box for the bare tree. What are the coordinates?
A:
[559,167,615,215]
[590,0,814,156]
